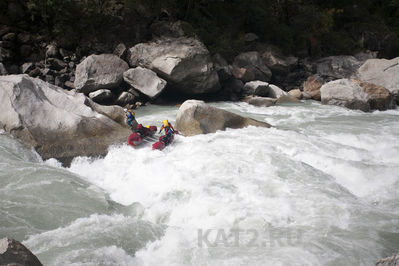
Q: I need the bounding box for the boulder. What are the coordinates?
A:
[74,54,129,94]
[243,81,269,96]
[176,100,271,136]
[268,84,287,98]
[0,75,130,164]
[64,80,75,90]
[315,55,362,81]
[89,89,114,103]
[375,252,399,266]
[303,75,323,100]
[45,43,59,58]
[128,37,219,94]
[261,46,298,74]
[354,80,395,111]
[276,94,301,104]
[320,79,370,112]
[0,237,42,266]
[242,96,276,107]
[357,57,399,103]
[0,63,7,75]
[243,81,287,98]
[288,89,302,99]
[123,67,167,98]
[21,62,35,74]
[233,51,272,82]
[84,99,126,126]
[28,67,41,77]
[302,91,312,100]
[115,91,136,106]
[113,43,127,59]
[47,58,67,71]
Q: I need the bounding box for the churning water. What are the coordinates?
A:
[1,101,399,265]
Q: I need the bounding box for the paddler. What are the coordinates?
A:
[124,108,138,132]
[159,119,175,143]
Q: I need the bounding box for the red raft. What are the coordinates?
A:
[127,124,157,146]
[152,131,178,150]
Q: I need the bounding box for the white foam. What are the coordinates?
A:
[64,102,399,265]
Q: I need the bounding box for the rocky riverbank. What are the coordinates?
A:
[1,21,397,111]
[1,18,399,164]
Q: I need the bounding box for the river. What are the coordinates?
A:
[1,101,399,265]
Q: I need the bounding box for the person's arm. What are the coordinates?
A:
[159,125,164,133]
[169,123,175,131]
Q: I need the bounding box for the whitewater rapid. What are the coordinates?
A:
[1,101,399,265]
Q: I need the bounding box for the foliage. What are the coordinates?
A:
[2,0,399,58]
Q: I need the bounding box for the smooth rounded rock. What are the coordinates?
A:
[176,100,271,136]
[320,79,370,112]
[0,75,129,163]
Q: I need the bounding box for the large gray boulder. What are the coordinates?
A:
[315,55,362,81]
[357,57,399,103]
[176,100,271,136]
[128,37,219,94]
[0,237,42,266]
[74,54,129,94]
[243,81,287,98]
[0,75,130,163]
[320,79,370,112]
[233,51,272,82]
[123,67,167,98]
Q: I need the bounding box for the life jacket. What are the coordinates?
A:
[126,112,135,125]
[127,112,135,120]
[161,123,174,135]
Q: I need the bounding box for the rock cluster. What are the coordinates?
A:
[298,55,398,112]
